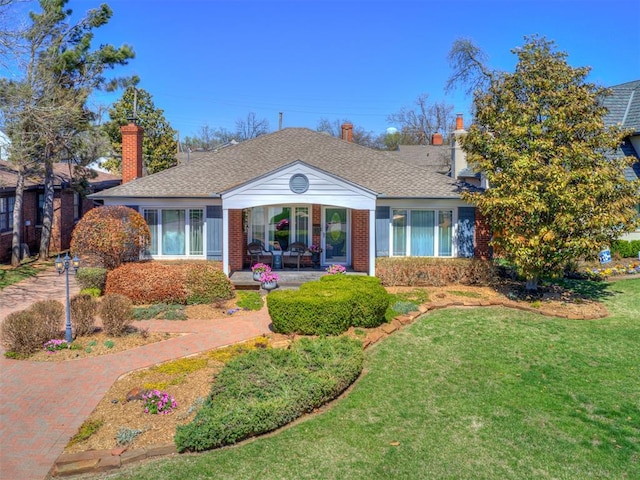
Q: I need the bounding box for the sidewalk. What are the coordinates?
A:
[0,267,273,480]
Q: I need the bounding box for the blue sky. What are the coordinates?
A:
[10,0,640,139]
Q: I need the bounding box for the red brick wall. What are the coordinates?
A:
[121,123,144,183]
[474,211,492,260]
[228,209,244,272]
[312,204,321,248]
[351,209,369,273]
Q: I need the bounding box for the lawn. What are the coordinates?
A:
[107,279,640,480]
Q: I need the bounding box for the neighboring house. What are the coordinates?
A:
[602,80,640,241]
[0,160,121,263]
[90,120,489,276]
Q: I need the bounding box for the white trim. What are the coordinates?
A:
[389,207,458,258]
[222,208,230,275]
[222,162,376,211]
[369,209,376,276]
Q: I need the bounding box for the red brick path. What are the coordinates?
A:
[0,267,272,480]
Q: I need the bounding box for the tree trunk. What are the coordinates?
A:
[10,170,26,267]
[525,276,539,291]
[38,160,55,260]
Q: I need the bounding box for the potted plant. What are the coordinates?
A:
[325,264,346,275]
[251,262,271,282]
[308,244,322,268]
[260,271,280,291]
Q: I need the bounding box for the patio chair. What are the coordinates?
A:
[283,242,307,270]
[247,241,273,268]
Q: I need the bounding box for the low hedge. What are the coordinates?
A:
[611,239,640,259]
[105,261,233,305]
[268,275,389,335]
[75,267,107,293]
[375,257,494,286]
[174,336,363,452]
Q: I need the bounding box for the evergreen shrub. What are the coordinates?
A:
[76,267,107,293]
[175,336,363,452]
[268,275,389,335]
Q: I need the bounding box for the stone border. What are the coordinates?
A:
[50,297,607,477]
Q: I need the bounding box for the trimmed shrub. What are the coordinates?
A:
[268,289,353,335]
[175,336,363,452]
[317,275,389,328]
[99,293,133,336]
[106,261,232,305]
[611,240,640,259]
[70,294,98,337]
[76,267,107,293]
[70,205,151,270]
[375,257,494,286]
[105,262,188,304]
[185,263,234,304]
[268,275,389,335]
[0,300,64,356]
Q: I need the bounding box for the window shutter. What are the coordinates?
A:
[207,205,223,260]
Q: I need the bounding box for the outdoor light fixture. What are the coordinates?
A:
[55,253,80,343]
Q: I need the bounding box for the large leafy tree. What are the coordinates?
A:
[1,0,134,265]
[458,36,639,290]
[102,86,177,174]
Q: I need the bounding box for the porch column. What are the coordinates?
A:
[369,209,376,276]
[222,208,229,275]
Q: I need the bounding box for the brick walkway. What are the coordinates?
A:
[0,267,272,480]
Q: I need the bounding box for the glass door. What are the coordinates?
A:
[323,207,348,265]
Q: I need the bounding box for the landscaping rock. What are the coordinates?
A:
[126,387,149,402]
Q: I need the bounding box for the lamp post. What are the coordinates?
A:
[55,253,80,343]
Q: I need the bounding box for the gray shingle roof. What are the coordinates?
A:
[93,128,469,200]
[603,80,640,182]
[603,80,640,133]
[391,145,451,174]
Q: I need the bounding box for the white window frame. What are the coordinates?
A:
[389,208,456,258]
[141,207,205,258]
[248,205,311,250]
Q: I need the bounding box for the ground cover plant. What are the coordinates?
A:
[175,336,364,452]
[109,279,639,480]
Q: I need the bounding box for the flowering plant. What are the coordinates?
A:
[260,271,280,283]
[326,264,346,275]
[44,339,71,354]
[308,244,322,253]
[251,262,271,274]
[142,389,177,415]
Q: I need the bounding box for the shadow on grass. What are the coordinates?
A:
[551,278,618,301]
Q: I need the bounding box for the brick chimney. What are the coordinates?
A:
[120,122,144,183]
[431,132,443,145]
[455,113,464,131]
[341,122,353,142]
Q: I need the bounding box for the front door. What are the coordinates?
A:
[323,207,348,265]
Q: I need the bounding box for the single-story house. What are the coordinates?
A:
[90,118,490,276]
[0,157,121,263]
[602,79,640,241]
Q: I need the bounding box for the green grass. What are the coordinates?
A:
[108,279,640,480]
[0,261,50,289]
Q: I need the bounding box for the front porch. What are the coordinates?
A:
[229,269,367,290]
